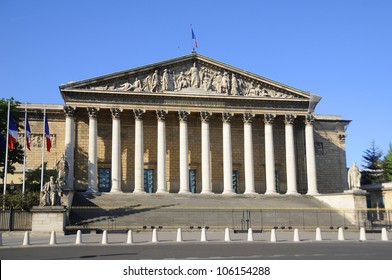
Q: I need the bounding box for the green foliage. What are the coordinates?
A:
[0,98,24,179]
[25,162,57,192]
[384,144,392,182]
[361,140,385,184]
[0,190,39,210]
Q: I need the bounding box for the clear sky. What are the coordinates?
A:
[1,0,391,167]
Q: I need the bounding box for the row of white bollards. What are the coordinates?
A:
[4,227,390,246]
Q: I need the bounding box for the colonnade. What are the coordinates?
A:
[64,107,319,195]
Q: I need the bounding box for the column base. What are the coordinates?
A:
[264,191,279,195]
[179,190,191,194]
[156,190,169,194]
[306,191,320,196]
[133,189,146,194]
[285,191,301,196]
[110,189,122,193]
[244,190,257,195]
[200,190,214,195]
[222,191,236,196]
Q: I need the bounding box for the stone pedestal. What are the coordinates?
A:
[315,191,367,226]
[31,206,67,234]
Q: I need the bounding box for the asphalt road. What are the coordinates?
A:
[1,242,392,260]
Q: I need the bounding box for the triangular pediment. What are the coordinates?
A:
[60,53,311,100]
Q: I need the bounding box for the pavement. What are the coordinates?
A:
[1,228,390,247]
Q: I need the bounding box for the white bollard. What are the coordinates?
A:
[152,229,158,243]
[359,227,367,241]
[293,228,300,242]
[224,228,231,242]
[127,230,133,244]
[201,227,207,242]
[381,228,389,241]
[49,231,57,245]
[102,230,108,245]
[0,232,2,246]
[247,228,254,242]
[315,227,322,241]
[76,230,83,244]
[22,231,30,246]
[176,228,183,242]
[270,228,277,243]
[338,227,345,241]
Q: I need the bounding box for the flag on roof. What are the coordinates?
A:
[8,114,18,150]
[191,27,198,49]
[44,116,51,152]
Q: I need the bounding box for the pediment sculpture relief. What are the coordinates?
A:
[87,61,303,99]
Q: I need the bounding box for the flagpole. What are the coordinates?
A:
[3,101,11,196]
[40,107,46,191]
[22,103,27,194]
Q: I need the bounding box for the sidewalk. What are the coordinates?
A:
[1,228,390,247]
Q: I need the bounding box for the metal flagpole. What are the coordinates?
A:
[3,101,11,196]
[40,107,46,191]
[22,103,27,194]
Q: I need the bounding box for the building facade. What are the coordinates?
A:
[17,53,350,195]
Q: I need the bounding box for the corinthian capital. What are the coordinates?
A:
[264,114,276,124]
[222,112,234,123]
[284,114,296,125]
[133,109,146,120]
[64,106,75,117]
[110,108,123,119]
[305,114,314,125]
[178,111,190,122]
[243,113,255,123]
[200,112,211,123]
[156,110,168,120]
[87,107,99,118]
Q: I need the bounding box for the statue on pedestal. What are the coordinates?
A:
[40,176,62,206]
[348,162,361,190]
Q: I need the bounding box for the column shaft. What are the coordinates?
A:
[134,109,145,193]
[179,111,190,194]
[305,115,319,195]
[244,113,255,194]
[285,115,298,195]
[87,108,98,193]
[111,109,122,192]
[64,106,75,190]
[223,113,234,194]
[201,112,212,194]
[264,114,277,195]
[157,110,167,193]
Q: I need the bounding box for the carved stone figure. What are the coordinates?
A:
[220,72,230,94]
[151,70,159,92]
[118,82,132,91]
[213,72,222,93]
[40,176,62,206]
[130,77,142,91]
[348,162,361,190]
[231,74,239,95]
[56,154,69,190]
[190,62,200,88]
[142,75,151,92]
[161,69,169,91]
[176,71,188,90]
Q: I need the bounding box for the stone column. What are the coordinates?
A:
[64,106,75,190]
[200,112,212,194]
[222,112,234,195]
[264,114,277,195]
[133,109,145,193]
[87,107,99,193]
[305,114,319,195]
[179,111,190,194]
[285,115,299,195]
[156,110,168,193]
[243,113,256,194]
[110,108,122,193]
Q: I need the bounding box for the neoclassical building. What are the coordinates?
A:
[20,53,350,195]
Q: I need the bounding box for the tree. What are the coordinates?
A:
[384,143,392,182]
[0,98,24,179]
[24,162,57,192]
[361,140,384,184]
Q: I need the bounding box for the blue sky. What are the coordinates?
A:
[1,0,391,167]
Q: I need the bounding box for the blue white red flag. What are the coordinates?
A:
[8,114,18,150]
[191,28,198,49]
[44,116,51,152]
[26,117,31,150]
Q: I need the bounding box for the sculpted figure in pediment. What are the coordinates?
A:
[151,70,159,92]
[190,62,200,88]
[220,72,230,94]
[231,74,239,96]
[213,72,222,93]
[161,69,169,91]
[176,71,189,90]
[142,75,151,92]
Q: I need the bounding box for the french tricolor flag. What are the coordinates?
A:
[26,117,31,151]
[8,114,18,150]
[44,116,51,152]
[191,28,198,49]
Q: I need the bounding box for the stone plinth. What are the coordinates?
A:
[315,191,367,226]
[31,206,67,234]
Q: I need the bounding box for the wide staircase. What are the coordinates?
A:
[68,192,355,232]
